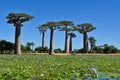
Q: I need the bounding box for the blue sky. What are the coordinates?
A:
[0,0,120,50]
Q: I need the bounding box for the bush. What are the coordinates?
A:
[35,46,49,53]
[54,48,62,53]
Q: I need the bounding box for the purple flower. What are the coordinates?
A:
[50,68,54,71]
[89,67,97,74]
[89,67,96,71]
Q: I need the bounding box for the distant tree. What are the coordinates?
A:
[59,20,74,53]
[43,22,61,55]
[73,49,80,53]
[35,46,49,53]
[0,40,6,53]
[68,32,76,53]
[30,42,35,50]
[0,40,13,54]
[26,42,35,51]
[37,24,47,48]
[73,48,84,53]
[74,23,96,53]
[79,48,84,53]
[89,37,96,53]
[21,45,27,53]
[6,13,34,54]
[103,44,118,53]
[93,46,104,53]
[54,48,63,53]
[6,41,14,54]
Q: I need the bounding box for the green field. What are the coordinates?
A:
[0,54,120,80]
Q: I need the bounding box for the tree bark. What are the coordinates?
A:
[83,32,88,53]
[90,43,93,53]
[14,26,21,54]
[69,36,72,53]
[64,26,69,53]
[49,29,54,55]
[42,32,45,48]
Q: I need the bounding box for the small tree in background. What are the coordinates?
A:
[35,46,49,53]
[103,44,119,53]
[54,48,63,53]
[89,37,96,53]
[0,40,13,54]
[26,42,35,51]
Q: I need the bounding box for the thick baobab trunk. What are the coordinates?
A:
[83,32,88,53]
[64,28,69,53]
[49,29,54,55]
[42,32,45,48]
[14,26,21,54]
[69,36,72,53]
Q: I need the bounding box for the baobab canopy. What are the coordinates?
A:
[6,13,34,27]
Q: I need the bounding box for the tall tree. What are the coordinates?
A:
[37,24,47,48]
[74,23,96,53]
[89,37,96,53]
[44,22,60,55]
[6,13,34,54]
[68,32,76,53]
[59,20,74,53]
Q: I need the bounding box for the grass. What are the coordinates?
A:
[0,54,120,79]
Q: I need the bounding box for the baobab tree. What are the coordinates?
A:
[74,23,96,53]
[59,20,74,53]
[43,22,61,55]
[68,32,76,53]
[6,13,34,54]
[37,24,47,48]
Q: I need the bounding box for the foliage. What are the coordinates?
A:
[68,32,76,38]
[73,48,85,53]
[75,23,96,34]
[37,24,47,48]
[92,44,119,53]
[0,55,120,79]
[103,44,119,53]
[35,46,49,53]
[21,45,32,54]
[89,36,96,53]
[0,40,13,54]
[93,46,104,53]
[59,20,74,31]
[37,24,47,33]
[6,13,34,27]
[26,42,35,50]
[73,49,80,53]
[54,48,63,53]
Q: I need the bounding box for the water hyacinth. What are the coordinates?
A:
[49,68,54,71]
[6,67,10,71]
[89,67,98,78]
[40,73,44,77]
[36,61,41,66]
[0,55,120,79]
